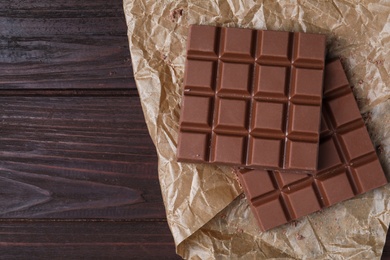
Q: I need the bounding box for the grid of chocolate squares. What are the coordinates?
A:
[177,25,387,231]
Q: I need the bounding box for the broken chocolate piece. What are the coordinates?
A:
[236,59,387,231]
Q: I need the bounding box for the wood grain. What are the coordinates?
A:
[0,0,181,257]
[0,0,133,90]
[0,220,180,259]
[0,96,164,219]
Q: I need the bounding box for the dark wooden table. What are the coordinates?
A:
[0,1,179,259]
[0,1,388,259]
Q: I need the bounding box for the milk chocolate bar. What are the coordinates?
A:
[236,59,387,231]
[177,25,326,173]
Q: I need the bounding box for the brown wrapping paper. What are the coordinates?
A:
[123,0,390,258]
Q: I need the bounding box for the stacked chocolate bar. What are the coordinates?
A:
[177,25,387,231]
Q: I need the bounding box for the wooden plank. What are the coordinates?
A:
[0,0,133,89]
[0,220,180,259]
[0,96,165,219]
[0,0,177,258]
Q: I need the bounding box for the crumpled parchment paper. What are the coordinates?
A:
[123,0,390,258]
